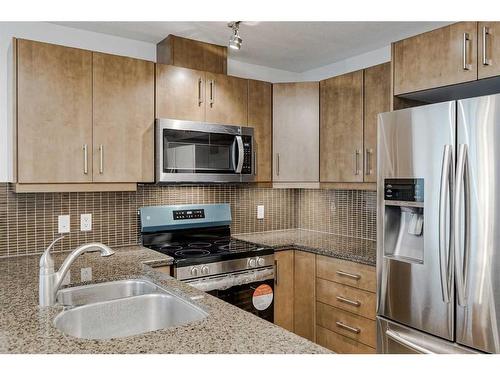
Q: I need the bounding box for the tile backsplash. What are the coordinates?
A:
[0,183,376,258]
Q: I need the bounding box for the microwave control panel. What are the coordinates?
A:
[384,178,424,202]
[173,209,205,220]
[242,136,253,174]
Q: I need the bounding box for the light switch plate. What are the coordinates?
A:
[81,267,92,282]
[257,205,265,219]
[80,213,92,231]
[58,215,70,233]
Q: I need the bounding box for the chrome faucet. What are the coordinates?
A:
[39,236,115,307]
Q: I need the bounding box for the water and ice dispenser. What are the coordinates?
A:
[383,179,425,263]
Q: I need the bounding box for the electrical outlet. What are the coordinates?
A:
[257,205,265,219]
[61,270,71,286]
[80,213,92,232]
[81,267,92,282]
[58,215,70,234]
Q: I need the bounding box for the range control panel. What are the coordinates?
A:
[241,135,253,174]
[173,209,205,220]
[384,178,424,202]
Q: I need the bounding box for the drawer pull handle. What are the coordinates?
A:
[336,321,361,334]
[336,295,361,307]
[336,270,361,280]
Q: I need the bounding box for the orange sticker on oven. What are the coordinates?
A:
[252,284,273,311]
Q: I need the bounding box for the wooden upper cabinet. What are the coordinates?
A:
[320,70,363,183]
[16,39,93,183]
[273,82,319,183]
[157,35,227,74]
[205,72,248,125]
[156,64,206,121]
[393,22,478,95]
[92,53,155,183]
[293,251,316,341]
[274,250,294,332]
[479,22,500,79]
[363,63,391,183]
[248,79,272,182]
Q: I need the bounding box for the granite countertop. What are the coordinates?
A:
[0,245,329,354]
[233,229,376,266]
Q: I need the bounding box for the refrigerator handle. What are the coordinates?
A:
[385,329,433,354]
[454,144,471,307]
[438,145,453,303]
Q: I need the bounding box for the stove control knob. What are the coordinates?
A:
[257,257,265,267]
[201,265,209,275]
[190,267,199,277]
[248,258,257,268]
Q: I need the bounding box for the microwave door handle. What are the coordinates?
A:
[235,135,244,173]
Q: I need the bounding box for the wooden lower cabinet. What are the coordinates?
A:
[316,255,376,293]
[293,251,316,341]
[274,250,295,332]
[316,326,375,354]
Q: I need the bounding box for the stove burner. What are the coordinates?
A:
[174,249,211,257]
[218,242,248,251]
[214,239,231,245]
[158,244,183,251]
[187,242,211,248]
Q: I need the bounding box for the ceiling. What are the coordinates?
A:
[53,21,451,72]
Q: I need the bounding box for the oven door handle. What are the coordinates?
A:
[235,135,244,173]
[187,267,274,292]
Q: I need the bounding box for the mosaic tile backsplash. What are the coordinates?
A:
[0,183,376,258]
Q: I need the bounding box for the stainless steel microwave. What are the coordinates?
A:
[156,118,255,183]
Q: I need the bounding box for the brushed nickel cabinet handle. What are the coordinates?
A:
[274,260,278,285]
[253,151,257,176]
[336,295,361,307]
[463,32,472,71]
[198,78,204,106]
[336,321,361,334]
[276,153,280,176]
[83,144,88,174]
[483,26,492,66]
[99,144,104,174]
[209,79,215,107]
[336,270,361,280]
[365,148,373,175]
[354,150,361,175]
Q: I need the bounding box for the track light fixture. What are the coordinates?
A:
[228,21,242,50]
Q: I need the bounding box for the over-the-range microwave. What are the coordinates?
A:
[156,118,255,183]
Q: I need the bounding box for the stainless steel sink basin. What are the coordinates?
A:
[56,279,159,306]
[53,279,208,339]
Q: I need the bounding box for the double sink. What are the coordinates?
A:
[54,279,208,340]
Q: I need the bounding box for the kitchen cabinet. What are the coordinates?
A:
[273,82,319,184]
[393,22,478,95]
[92,52,155,183]
[274,250,295,331]
[320,70,364,183]
[248,79,273,183]
[15,38,153,191]
[478,22,500,79]
[293,251,316,341]
[16,39,93,183]
[363,63,391,183]
[156,64,206,122]
[205,72,248,126]
[156,34,227,74]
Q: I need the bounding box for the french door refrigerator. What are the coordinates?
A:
[377,93,500,354]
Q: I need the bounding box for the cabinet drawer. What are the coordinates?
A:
[316,278,376,320]
[316,326,375,354]
[316,302,376,347]
[316,255,376,292]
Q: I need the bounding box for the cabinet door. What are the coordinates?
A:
[93,53,155,183]
[320,71,363,183]
[205,72,248,125]
[273,82,319,182]
[363,63,391,183]
[155,64,205,121]
[393,22,478,95]
[274,250,294,332]
[17,39,92,183]
[478,22,500,79]
[248,79,272,182]
[294,251,316,341]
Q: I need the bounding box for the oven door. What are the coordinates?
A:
[187,267,274,322]
[156,118,254,183]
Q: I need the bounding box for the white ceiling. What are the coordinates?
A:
[53,22,451,72]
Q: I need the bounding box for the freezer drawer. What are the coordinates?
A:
[377,317,479,354]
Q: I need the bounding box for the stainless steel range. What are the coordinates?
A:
[139,203,275,322]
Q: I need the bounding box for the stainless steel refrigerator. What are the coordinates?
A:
[377,93,500,354]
